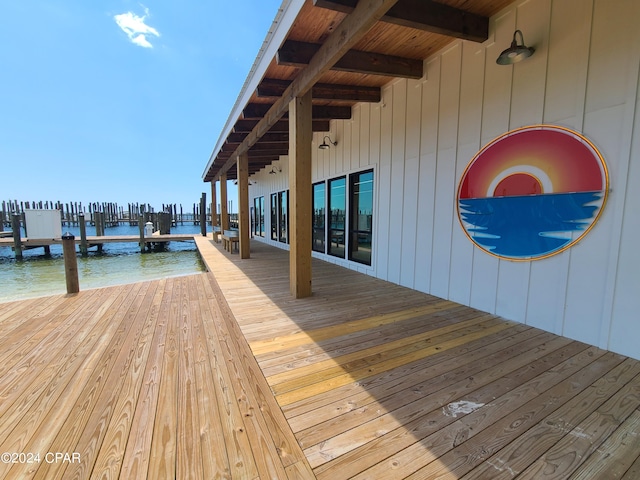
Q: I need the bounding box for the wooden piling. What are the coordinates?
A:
[79,213,88,256]
[138,217,145,253]
[61,232,79,293]
[95,211,104,253]
[3,198,211,228]
[200,193,207,237]
[11,214,22,259]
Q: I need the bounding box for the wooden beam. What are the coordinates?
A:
[221,142,241,152]
[233,119,331,133]
[212,0,401,181]
[220,173,229,232]
[249,143,291,152]
[289,91,313,298]
[221,145,288,158]
[228,132,289,144]
[237,153,250,259]
[313,0,489,43]
[242,103,352,120]
[249,156,285,164]
[277,40,423,79]
[210,181,218,227]
[257,78,381,102]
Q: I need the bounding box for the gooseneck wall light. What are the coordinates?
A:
[496,30,535,65]
[318,135,338,150]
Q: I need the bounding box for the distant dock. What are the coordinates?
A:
[1,199,238,229]
[0,197,239,258]
[0,231,200,259]
[0,233,197,248]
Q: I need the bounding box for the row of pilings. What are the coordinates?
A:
[0,200,226,231]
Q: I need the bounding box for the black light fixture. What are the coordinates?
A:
[268,165,281,175]
[318,135,337,150]
[496,30,535,65]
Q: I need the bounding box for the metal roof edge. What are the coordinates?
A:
[201,0,306,181]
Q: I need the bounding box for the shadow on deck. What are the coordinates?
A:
[197,237,640,480]
[0,236,638,479]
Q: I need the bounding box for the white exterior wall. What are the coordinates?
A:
[248,156,291,251]
[249,0,640,359]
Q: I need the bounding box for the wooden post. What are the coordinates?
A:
[237,153,250,258]
[220,173,229,232]
[199,193,207,236]
[158,212,171,234]
[12,213,22,259]
[96,211,103,252]
[62,232,79,293]
[138,217,145,253]
[79,213,88,256]
[210,181,218,228]
[289,90,313,298]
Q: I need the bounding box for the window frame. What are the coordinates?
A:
[348,169,374,266]
[327,176,347,259]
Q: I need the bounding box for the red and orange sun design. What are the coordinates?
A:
[458,126,607,200]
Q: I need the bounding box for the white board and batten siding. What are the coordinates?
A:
[249,0,640,359]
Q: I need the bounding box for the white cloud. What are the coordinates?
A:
[114,8,160,48]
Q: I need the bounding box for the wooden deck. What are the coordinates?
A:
[0,236,639,479]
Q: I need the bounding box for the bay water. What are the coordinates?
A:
[0,224,206,303]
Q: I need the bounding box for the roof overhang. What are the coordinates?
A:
[202,0,514,182]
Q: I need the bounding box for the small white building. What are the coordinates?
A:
[203,0,640,360]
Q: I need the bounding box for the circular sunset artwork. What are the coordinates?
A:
[457,125,609,261]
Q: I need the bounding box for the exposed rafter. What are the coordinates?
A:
[208,0,402,181]
[277,40,423,79]
[242,103,352,120]
[233,119,331,133]
[257,78,381,102]
[313,0,489,42]
[228,132,289,144]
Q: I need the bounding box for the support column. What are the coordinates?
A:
[199,192,207,237]
[220,173,229,232]
[210,181,218,227]
[289,90,313,298]
[237,153,250,259]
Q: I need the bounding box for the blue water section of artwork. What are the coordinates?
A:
[459,191,603,258]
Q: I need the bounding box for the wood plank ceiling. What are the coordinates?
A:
[203,0,514,181]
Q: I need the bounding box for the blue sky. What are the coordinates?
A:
[1,0,282,212]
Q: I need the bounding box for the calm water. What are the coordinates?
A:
[0,224,207,303]
[459,191,602,257]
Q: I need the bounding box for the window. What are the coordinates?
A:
[259,196,265,237]
[271,193,278,241]
[279,191,288,243]
[271,191,289,244]
[328,177,346,258]
[253,196,264,237]
[312,182,326,253]
[349,169,373,265]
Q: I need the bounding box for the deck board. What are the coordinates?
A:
[0,236,638,478]
[196,237,640,479]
